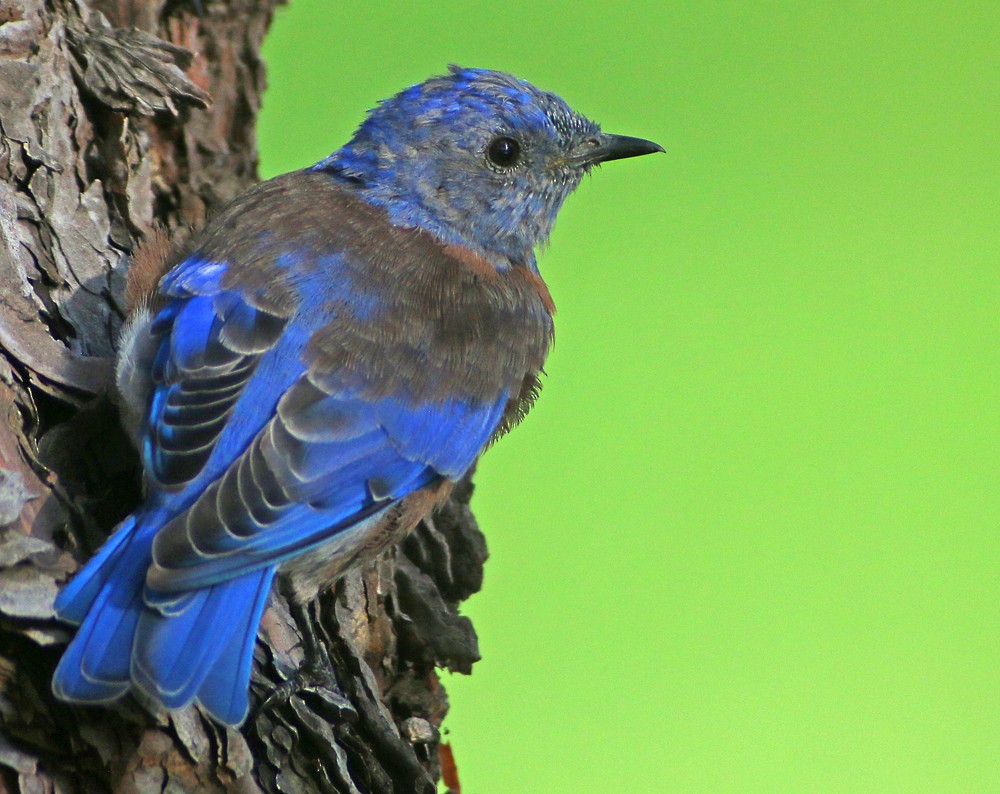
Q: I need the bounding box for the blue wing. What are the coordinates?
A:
[54,249,509,724]
[144,256,300,496]
[144,377,506,593]
[139,249,509,593]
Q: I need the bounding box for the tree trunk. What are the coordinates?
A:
[0,2,483,791]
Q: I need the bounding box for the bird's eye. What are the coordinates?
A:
[486,136,522,169]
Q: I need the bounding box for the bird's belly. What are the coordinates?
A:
[279,479,454,602]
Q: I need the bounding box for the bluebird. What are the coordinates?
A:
[52,66,663,725]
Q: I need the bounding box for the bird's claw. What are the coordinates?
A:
[254,600,357,723]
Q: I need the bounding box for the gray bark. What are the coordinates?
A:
[0,2,482,791]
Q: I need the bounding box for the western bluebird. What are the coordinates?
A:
[52,66,663,725]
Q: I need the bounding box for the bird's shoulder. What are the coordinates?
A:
[197,170,553,305]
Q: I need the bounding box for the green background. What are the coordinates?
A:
[258,2,999,791]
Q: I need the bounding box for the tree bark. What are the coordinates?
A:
[0,2,483,791]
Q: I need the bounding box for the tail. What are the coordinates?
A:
[52,512,274,725]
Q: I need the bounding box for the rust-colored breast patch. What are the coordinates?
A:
[442,243,501,281]
[522,269,556,315]
[125,225,177,313]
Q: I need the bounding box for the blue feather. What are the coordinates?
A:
[54,515,136,625]
[132,569,273,715]
[194,568,276,724]
[53,515,158,697]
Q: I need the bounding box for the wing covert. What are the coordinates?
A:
[143,257,293,491]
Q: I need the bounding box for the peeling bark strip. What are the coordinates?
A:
[65,13,211,116]
[0,2,485,792]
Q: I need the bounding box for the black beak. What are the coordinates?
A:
[568,133,665,165]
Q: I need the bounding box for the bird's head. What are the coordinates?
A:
[316,66,663,268]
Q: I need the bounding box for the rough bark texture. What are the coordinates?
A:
[0,2,484,791]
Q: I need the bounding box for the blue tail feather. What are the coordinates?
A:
[53,515,138,625]
[53,514,157,695]
[52,511,276,725]
[77,579,144,686]
[52,632,129,703]
[196,568,276,725]
[132,589,218,705]
[132,569,274,719]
